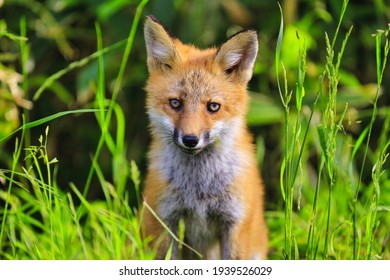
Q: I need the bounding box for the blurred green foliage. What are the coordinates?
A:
[0,0,389,203]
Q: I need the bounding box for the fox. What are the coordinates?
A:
[141,15,268,260]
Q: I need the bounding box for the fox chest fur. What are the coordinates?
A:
[153,137,244,254]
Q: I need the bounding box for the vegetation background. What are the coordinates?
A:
[0,0,389,259]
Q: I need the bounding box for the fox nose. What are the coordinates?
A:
[182,135,199,148]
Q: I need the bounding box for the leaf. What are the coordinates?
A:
[317,125,327,154]
[280,158,286,201]
[351,126,369,160]
[275,2,285,107]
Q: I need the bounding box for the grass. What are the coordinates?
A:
[1,0,390,260]
[0,0,154,260]
[273,0,390,259]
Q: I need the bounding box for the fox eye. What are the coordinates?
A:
[169,98,182,111]
[207,102,221,113]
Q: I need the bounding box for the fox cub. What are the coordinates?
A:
[142,15,267,260]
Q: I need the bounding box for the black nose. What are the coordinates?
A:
[182,135,199,148]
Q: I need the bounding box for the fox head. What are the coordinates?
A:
[144,15,258,155]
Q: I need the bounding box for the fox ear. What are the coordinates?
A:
[215,30,258,84]
[144,15,178,72]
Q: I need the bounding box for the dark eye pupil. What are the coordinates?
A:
[208,102,220,112]
[169,99,181,110]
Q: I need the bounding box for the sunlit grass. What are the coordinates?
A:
[273,0,390,260]
[0,0,153,260]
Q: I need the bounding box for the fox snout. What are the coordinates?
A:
[173,129,211,154]
[181,135,199,148]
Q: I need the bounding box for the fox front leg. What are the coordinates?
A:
[168,222,179,260]
[221,228,235,260]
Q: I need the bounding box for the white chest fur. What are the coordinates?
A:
[155,141,244,254]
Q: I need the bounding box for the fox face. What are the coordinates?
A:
[144,15,258,155]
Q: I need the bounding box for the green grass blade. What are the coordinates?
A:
[33,39,127,101]
[0,30,28,41]
[0,129,25,250]
[351,127,369,160]
[275,2,285,107]
[0,109,102,143]
[83,0,149,198]
[331,0,349,48]
[143,201,202,259]
[354,27,390,259]
[95,21,107,127]
[279,158,286,201]
[296,35,306,111]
